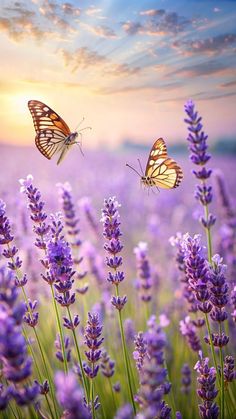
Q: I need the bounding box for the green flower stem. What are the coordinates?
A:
[164,358,177,414]
[201,192,225,419]
[108,378,117,412]
[66,306,89,402]
[50,284,68,374]
[219,323,225,419]
[22,325,55,418]
[202,196,213,263]
[20,288,58,418]
[204,313,220,387]
[90,375,95,419]
[115,285,136,414]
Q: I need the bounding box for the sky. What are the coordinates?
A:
[0,0,236,148]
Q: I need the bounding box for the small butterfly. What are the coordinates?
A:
[28,100,88,165]
[126,138,183,190]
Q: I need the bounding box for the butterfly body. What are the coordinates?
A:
[28,100,82,165]
[127,138,183,190]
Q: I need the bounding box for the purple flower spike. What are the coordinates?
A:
[55,371,91,419]
[180,316,201,352]
[223,356,235,384]
[100,350,115,378]
[115,404,134,419]
[184,101,215,231]
[133,332,147,372]
[181,364,191,394]
[230,286,236,323]
[134,241,152,303]
[55,334,71,363]
[111,295,127,311]
[79,197,100,238]
[181,234,212,314]
[101,196,127,310]
[194,352,219,418]
[0,267,38,407]
[83,312,104,379]
[136,316,171,418]
[57,183,87,284]
[19,175,50,250]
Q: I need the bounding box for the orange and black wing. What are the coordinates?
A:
[28,100,71,160]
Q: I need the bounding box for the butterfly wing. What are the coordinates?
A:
[145,138,183,189]
[28,100,71,160]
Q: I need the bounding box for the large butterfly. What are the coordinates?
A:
[28,100,85,165]
[126,138,183,189]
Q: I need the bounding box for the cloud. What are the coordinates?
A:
[122,9,191,36]
[173,33,236,56]
[0,8,49,42]
[220,80,236,88]
[84,24,117,39]
[95,81,181,95]
[122,21,143,36]
[139,9,165,17]
[61,47,106,72]
[167,60,232,78]
[85,6,103,16]
[61,46,140,78]
[103,63,140,77]
[61,3,81,16]
[0,1,78,42]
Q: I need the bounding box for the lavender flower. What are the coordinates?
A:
[19,174,50,250]
[23,299,39,327]
[46,214,76,307]
[133,332,147,372]
[135,316,171,419]
[79,196,100,238]
[214,171,236,283]
[100,350,115,378]
[57,183,87,289]
[184,100,216,233]
[55,334,71,363]
[134,241,152,302]
[0,200,26,286]
[55,371,91,419]
[181,364,191,394]
[124,318,136,344]
[180,316,201,352]
[0,266,38,407]
[194,352,219,418]
[0,385,11,410]
[83,312,104,379]
[209,255,229,324]
[230,286,236,323]
[223,356,235,385]
[101,197,127,310]
[114,404,134,419]
[181,233,212,314]
[170,233,199,314]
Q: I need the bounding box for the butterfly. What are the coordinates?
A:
[126,138,183,190]
[28,100,87,165]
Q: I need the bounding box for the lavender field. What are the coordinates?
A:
[0,103,236,419]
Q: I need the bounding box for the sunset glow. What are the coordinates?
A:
[0,0,236,148]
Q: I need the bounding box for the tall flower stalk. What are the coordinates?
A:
[184,100,216,262]
[101,197,136,413]
[0,198,57,416]
[0,266,39,410]
[83,312,103,417]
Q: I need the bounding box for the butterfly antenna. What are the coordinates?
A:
[75,117,85,131]
[137,158,144,176]
[126,163,142,177]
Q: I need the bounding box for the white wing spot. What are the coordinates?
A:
[149,159,155,165]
